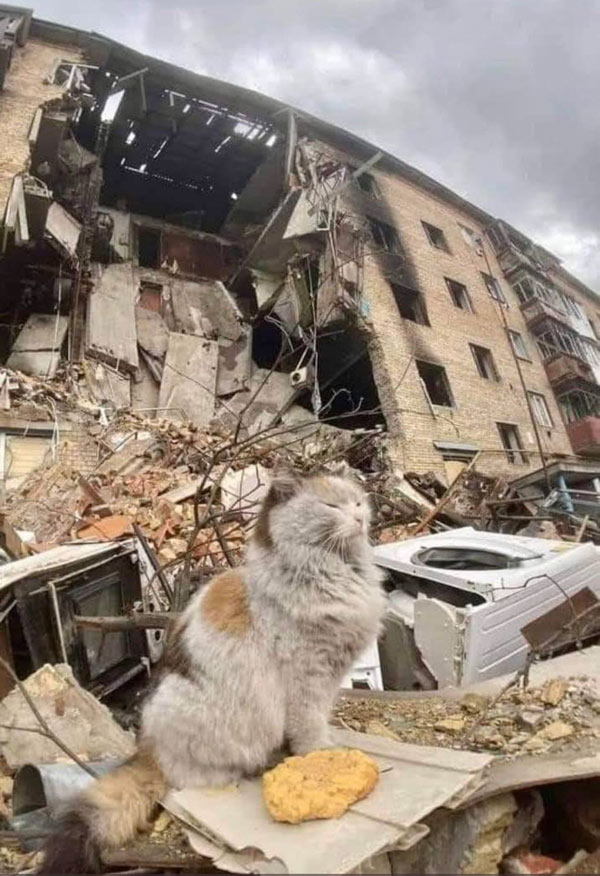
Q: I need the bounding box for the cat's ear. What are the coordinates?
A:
[269,466,302,501]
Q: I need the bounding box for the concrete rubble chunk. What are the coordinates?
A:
[540,679,568,706]
[390,793,517,875]
[0,663,135,769]
[7,314,69,378]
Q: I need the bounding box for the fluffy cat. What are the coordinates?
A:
[39,468,385,874]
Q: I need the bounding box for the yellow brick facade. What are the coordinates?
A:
[0,38,81,216]
[312,140,577,480]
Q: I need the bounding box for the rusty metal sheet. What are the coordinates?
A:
[521,587,600,652]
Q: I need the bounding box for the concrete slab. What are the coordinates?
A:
[86,264,139,372]
[158,333,218,427]
[216,329,252,397]
[170,280,244,341]
[135,306,169,360]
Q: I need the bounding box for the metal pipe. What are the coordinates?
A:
[13,761,120,817]
[47,582,68,664]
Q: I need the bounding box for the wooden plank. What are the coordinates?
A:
[86,263,139,372]
[158,333,217,427]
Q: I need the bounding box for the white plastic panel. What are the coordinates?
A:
[414,598,459,688]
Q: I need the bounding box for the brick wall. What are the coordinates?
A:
[57,426,100,475]
[310,139,574,480]
[0,38,82,216]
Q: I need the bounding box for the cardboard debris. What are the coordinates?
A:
[164,728,492,874]
[0,663,135,769]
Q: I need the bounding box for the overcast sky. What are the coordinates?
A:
[34,0,600,290]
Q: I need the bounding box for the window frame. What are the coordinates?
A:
[508,330,530,360]
[528,392,554,429]
[422,221,451,253]
[481,271,508,306]
[368,217,402,254]
[355,171,381,199]
[470,343,500,381]
[416,360,455,408]
[389,282,430,325]
[445,277,473,312]
[497,422,528,465]
[458,223,480,250]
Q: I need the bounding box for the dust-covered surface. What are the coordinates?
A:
[332,677,600,756]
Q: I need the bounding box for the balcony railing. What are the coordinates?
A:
[544,353,594,387]
[567,416,600,457]
[521,297,568,328]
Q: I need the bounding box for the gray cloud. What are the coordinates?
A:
[33,0,600,288]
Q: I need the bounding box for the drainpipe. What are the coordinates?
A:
[479,238,552,495]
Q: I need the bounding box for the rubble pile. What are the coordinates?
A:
[333,677,600,756]
[0,368,436,572]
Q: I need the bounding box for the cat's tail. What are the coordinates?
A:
[38,746,167,875]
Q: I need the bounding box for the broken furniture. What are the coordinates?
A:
[0,540,149,698]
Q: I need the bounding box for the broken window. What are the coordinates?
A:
[355,171,381,199]
[497,422,527,465]
[390,283,429,325]
[512,276,535,305]
[470,344,499,380]
[486,225,505,253]
[368,218,402,253]
[422,221,450,253]
[481,272,508,306]
[458,224,481,250]
[445,278,473,312]
[509,330,529,359]
[416,360,454,407]
[583,341,600,368]
[528,392,553,429]
[559,390,600,423]
[137,227,161,268]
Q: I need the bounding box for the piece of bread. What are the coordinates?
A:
[262,748,379,824]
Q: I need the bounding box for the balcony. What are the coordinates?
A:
[567,416,600,457]
[521,297,567,328]
[544,353,594,388]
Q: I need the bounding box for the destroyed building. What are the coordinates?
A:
[0,5,600,497]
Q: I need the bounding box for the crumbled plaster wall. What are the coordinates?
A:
[0,38,82,216]
[306,138,574,479]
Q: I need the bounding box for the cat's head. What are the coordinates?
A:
[252,467,371,554]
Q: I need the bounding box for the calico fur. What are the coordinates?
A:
[39,470,385,873]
